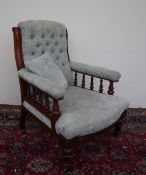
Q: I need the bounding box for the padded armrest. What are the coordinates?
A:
[18,68,65,100]
[70,61,121,82]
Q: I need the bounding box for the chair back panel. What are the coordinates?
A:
[18,20,73,85]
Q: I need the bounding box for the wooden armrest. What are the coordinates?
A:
[72,70,115,95]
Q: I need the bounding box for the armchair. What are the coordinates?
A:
[12,20,129,164]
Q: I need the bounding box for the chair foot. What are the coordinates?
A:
[114,111,126,136]
[59,136,75,166]
[19,107,27,130]
[114,122,122,136]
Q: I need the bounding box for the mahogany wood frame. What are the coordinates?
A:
[12,26,127,165]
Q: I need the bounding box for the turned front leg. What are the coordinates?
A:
[20,106,27,130]
[51,100,61,135]
[114,111,127,136]
[60,137,75,167]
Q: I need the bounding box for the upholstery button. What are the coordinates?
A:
[56,56,59,60]
[46,42,50,46]
[42,50,45,54]
[62,63,65,66]
[51,49,54,53]
[36,43,40,47]
[55,42,58,46]
[60,49,63,53]
[31,51,35,55]
[60,34,63,38]
[41,34,45,38]
[30,34,35,39]
[51,34,54,38]
[47,29,50,33]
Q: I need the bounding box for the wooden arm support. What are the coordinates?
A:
[73,71,115,95]
[22,79,61,133]
[52,100,61,134]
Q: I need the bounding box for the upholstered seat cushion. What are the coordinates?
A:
[56,86,129,139]
[23,86,129,140]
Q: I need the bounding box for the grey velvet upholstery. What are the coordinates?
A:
[17,20,129,140]
[25,52,68,88]
[18,68,65,100]
[22,86,129,139]
[71,61,121,82]
[56,86,129,139]
[18,20,73,85]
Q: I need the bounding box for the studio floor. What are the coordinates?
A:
[0,106,146,175]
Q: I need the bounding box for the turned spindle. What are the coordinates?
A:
[52,100,60,133]
[38,90,43,105]
[27,83,30,96]
[90,76,94,90]
[30,85,35,98]
[99,79,103,93]
[44,93,50,109]
[82,74,85,88]
[52,100,60,114]
[108,81,114,95]
[74,71,78,86]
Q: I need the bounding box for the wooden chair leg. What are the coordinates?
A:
[114,111,126,136]
[114,121,123,136]
[59,136,75,167]
[20,106,27,130]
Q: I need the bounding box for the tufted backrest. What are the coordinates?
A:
[18,20,73,85]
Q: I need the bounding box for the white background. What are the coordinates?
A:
[0,0,146,107]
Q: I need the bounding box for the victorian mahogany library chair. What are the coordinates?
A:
[12,20,129,163]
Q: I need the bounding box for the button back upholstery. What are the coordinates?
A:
[18,20,73,85]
